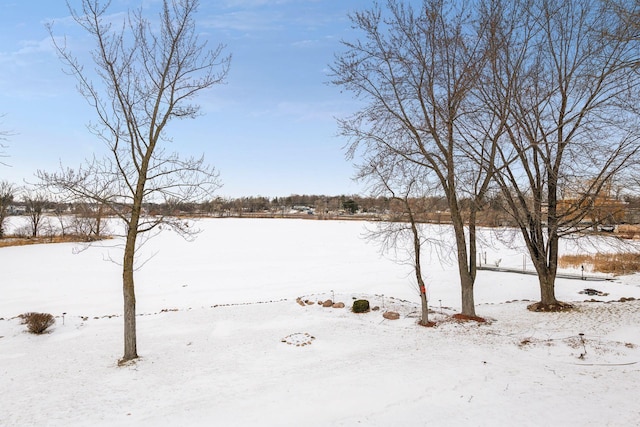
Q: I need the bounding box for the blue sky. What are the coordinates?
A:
[0,0,375,198]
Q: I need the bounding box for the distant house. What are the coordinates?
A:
[8,205,27,215]
[292,205,314,214]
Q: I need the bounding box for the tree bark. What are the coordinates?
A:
[450,198,477,317]
[121,171,146,362]
[530,233,560,308]
[409,212,429,325]
[539,271,558,306]
[121,218,139,362]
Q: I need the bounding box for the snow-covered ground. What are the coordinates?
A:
[1,218,639,426]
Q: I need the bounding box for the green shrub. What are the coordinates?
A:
[20,312,55,334]
[352,299,370,313]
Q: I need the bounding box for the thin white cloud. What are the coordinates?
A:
[201,1,339,36]
[203,10,284,33]
[15,37,56,56]
[0,37,56,67]
[291,39,318,48]
[220,0,295,7]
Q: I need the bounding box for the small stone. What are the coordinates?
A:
[372,306,380,311]
[332,302,345,308]
[383,311,400,320]
[305,300,314,305]
[296,299,305,307]
[322,299,333,307]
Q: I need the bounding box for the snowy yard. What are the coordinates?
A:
[1,218,639,426]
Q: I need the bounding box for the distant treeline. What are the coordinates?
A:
[8,193,640,228]
[149,193,640,227]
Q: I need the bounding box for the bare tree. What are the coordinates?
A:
[70,201,110,241]
[363,156,441,326]
[50,197,71,238]
[331,0,499,317]
[22,189,49,238]
[0,181,17,238]
[41,0,230,362]
[482,0,640,311]
[45,166,116,242]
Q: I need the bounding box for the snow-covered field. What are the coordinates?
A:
[1,218,640,426]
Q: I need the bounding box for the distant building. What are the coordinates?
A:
[8,205,27,215]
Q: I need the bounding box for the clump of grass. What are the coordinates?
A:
[559,253,640,276]
[20,312,56,334]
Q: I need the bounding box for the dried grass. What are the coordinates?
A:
[559,253,640,275]
[0,235,104,248]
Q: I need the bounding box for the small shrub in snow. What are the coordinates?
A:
[20,312,55,334]
[352,299,370,313]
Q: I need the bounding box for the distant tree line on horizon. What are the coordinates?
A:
[4,181,640,239]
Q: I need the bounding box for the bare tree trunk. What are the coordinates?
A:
[539,271,557,306]
[419,288,429,325]
[94,204,104,239]
[459,271,475,317]
[529,235,561,309]
[121,187,145,361]
[409,210,429,325]
[121,193,142,362]
[450,202,476,317]
[119,140,150,362]
[122,229,138,362]
[466,207,479,315]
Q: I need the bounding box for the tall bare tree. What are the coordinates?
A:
[331,0,498,317]
[481,0,640,311]
[41,0,230,362]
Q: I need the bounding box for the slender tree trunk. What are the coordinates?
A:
[468,207,478,284]
[419,288,429,325]
[30,212,40,237]
[121,179,146,362]
[121,224,138,362]
[409,215,429,325]
[95,204,103,239]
